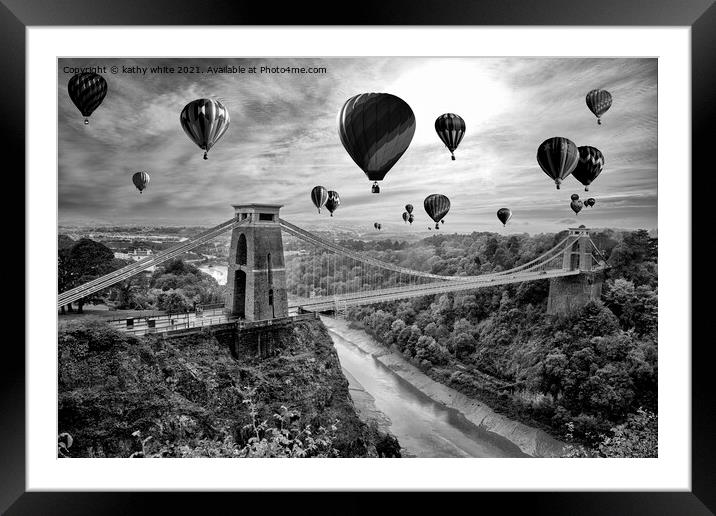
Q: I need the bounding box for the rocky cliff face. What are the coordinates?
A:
[58,319,391,457]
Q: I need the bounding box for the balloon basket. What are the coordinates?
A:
[84,118,89,125]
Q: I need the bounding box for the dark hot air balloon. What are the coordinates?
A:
[180,98,230,160]
[68,72,107,125]
[374,222,379,230]
[573,146,604,191]
[537,137,579,189]
[585,89,612,125]
[408,214,414,225]
[325,190,340,217]
[311,186,328,213]
[585,198,596,207]
[435,113,466,160]
[424,194,450,230]
[570,199,584,215]
[571,193,580,201]
[338,93,416,193]
[132,171,150,194]
[402,212,409,223]
[405,204,414,214]
[497,207,512,227]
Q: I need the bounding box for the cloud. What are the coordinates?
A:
[59,57,657,234]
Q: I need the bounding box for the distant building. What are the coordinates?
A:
[114,249,154,261]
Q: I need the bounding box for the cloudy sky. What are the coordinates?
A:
[58,57,657,234]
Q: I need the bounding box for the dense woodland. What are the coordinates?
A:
[59,228,658,457]
[287,228,658,456]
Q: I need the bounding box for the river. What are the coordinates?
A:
[325,318,532,458]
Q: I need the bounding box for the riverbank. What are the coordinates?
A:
[322,316,566,458]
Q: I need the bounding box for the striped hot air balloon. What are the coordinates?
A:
[435,113,466,160]
[536,137,580,189]
[572,146,605,191]
[180,98,230,160]
[585,89,612,125]
[132,171,150,194]
[325,190,340,217]
[68,72,107,125]
[338,93,416,193]
[311,185,328,213]
[424,194,450,230]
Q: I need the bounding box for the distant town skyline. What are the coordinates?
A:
[58,57,657,234]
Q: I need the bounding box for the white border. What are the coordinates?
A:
[27,27,690,491]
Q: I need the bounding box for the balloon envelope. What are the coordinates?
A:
[338,93,416,186]
[586,197,596,207]
[497,207,512,226]
[325,190,340,216]
[424,194,450,228]
[132,171,150,193]
[180,98,230,159]
[402,212,409,223]
[408,214,414,224]
[405,204,414,214]
[537,137,579,189]
[68,72,107,123]
[570,199,584,214]
[435,113,466,160]
[573,146,604,191]
[585,89,612,124]
[571,193,580,201]
[311,186,328,213]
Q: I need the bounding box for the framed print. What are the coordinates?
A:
[5,0,713,513]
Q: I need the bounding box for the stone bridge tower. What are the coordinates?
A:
[547,227,604,315]
[225,204,288,321]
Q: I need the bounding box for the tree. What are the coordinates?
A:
[58,238,117,313]
[608,230,657,287]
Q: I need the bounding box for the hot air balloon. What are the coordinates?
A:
[408,214,415,225]
[585,198,596,208]
[424,194,450,230]
[68,72,107,125]
[311,186,328,213]
[180,98,230,160]
[435,113,466,160]
[573,146,604,191]
[405,204,414,214]
[325,190,340,217]
[585,89,612,125]
[497,207,512,227]
[132,171,150,194]
[537,137,579,189]
[374,222,380,230]
[402,212,409,223]
[570,199,584,215]
[338,93,416,193]
[378,223,382,230]
[571,193,580,201]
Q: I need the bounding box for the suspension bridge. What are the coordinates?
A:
[58,204,607,335]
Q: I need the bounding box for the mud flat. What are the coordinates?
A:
[322,316,566,458]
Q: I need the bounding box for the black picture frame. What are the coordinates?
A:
[5,0,711,513]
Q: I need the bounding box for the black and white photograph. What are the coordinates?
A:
[56,56,659,460]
